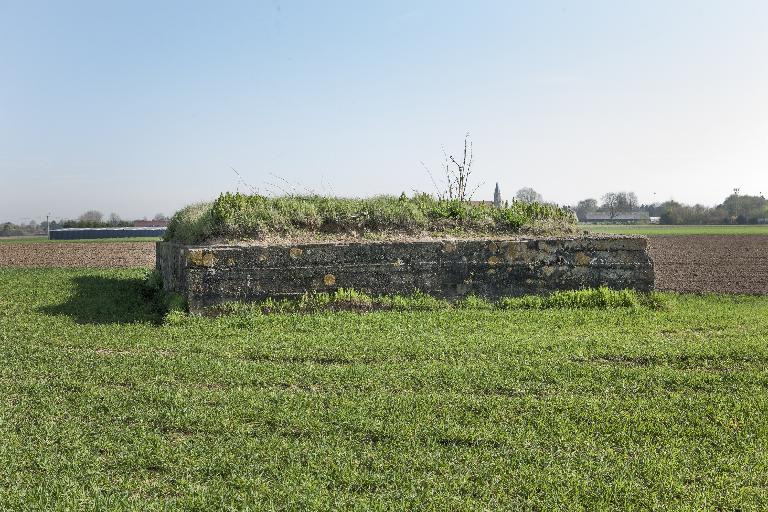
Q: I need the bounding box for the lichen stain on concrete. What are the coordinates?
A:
[393,258,403,267]
[487,255,501,265]
[188,251,203,266]
[487,241,499,253]
[323,274,336,286]
[289,247,303,258]
[443,241,457,253]
[189,251,216,267]
[574,252,590,266]
[226,257,236,266]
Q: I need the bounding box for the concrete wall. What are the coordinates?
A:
[157,237,654,311]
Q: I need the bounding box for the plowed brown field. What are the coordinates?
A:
[648,235,768,294]
[2,236,766,294]
[0,242,155,268]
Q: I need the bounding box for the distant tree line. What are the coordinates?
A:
[475,185,767,225]
[1,211,168,237]
[52,210,134,229]
[506,186,767,224]
[573,191,767,224]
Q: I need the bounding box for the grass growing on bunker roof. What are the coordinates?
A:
[164,193,578,244]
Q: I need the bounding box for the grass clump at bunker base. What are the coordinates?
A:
[164,192,578,244]
[209,286,667,317]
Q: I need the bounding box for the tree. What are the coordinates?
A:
[601,193,619,218]
[626,192,639,212]
[658,200,683,224]
[721,193,766,223]
[422,133,479,202]
[1,222,26,236]
[600,191,638,217]
[574,198,598,221]
[153,213,168,221]
[515,187,543,203]
[108,212,122,225]
[79,210,104,223]
[1,223,15,237]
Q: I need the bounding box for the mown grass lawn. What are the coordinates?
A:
[583,224,768,236]
[1,268,768,510]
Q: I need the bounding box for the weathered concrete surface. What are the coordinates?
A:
[157,237,654,311]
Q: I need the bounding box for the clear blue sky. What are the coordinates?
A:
[2,0,767,222]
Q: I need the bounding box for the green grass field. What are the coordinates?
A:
[2,268,768,509]
[0,236,162,244]
[583,224,768,235]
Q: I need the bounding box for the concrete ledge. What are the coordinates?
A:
[157,237,655,311]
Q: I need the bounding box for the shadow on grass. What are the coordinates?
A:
[39,275,163,325]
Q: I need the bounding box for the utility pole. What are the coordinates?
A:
[46,213,51,239]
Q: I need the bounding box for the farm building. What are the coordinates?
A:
[584,212,650,224]
[49,227,166,240]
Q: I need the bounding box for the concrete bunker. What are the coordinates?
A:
[157,236,654,312]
